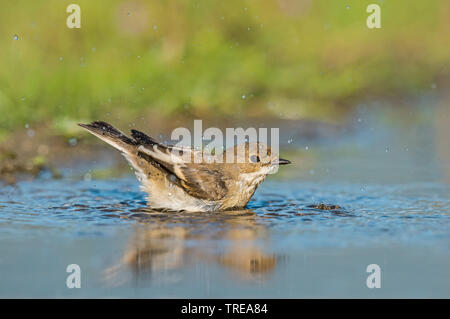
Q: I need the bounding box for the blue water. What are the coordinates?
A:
[0,102,449,297]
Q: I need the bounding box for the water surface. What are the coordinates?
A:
[0,101,449,298]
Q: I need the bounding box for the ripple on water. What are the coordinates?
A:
[0,178,449,247]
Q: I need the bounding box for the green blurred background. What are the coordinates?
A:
[0,0,449,136]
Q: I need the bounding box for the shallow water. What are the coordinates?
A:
[0,100,449,297]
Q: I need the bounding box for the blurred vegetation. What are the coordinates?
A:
[0,0,449,135]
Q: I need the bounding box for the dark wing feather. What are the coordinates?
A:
[79,121,137,146]
[130,129,159,146]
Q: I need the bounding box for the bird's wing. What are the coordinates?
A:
[176,164,229,200]
[131,129,229,200]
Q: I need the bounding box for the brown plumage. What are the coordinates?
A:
[79,121,290,212]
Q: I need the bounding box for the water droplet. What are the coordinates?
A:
[288,138,293,144]
[13,34,19,40]
[27,129,35,138]
[241,94,246,99]
[84,173,92,182]
[346,5,350,10]
[385,147,390,153]
[248,27,251,31]
[305,146,309,150]
[25,123,29,129]
[68,138,78,146]
[141,87,145,91]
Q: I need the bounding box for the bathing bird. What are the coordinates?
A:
[79,121,290,212]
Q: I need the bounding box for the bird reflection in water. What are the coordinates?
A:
[103,209,282,286]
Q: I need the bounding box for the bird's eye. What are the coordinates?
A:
[250,155,260,163]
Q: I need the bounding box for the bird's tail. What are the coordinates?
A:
[78,121,137,154]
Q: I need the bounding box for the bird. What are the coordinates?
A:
[78,121,291,212]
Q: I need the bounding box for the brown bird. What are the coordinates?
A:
[79,121,290,212]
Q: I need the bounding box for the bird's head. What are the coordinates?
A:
[229,142,291,177]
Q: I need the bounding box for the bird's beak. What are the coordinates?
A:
[274,158,291,165]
